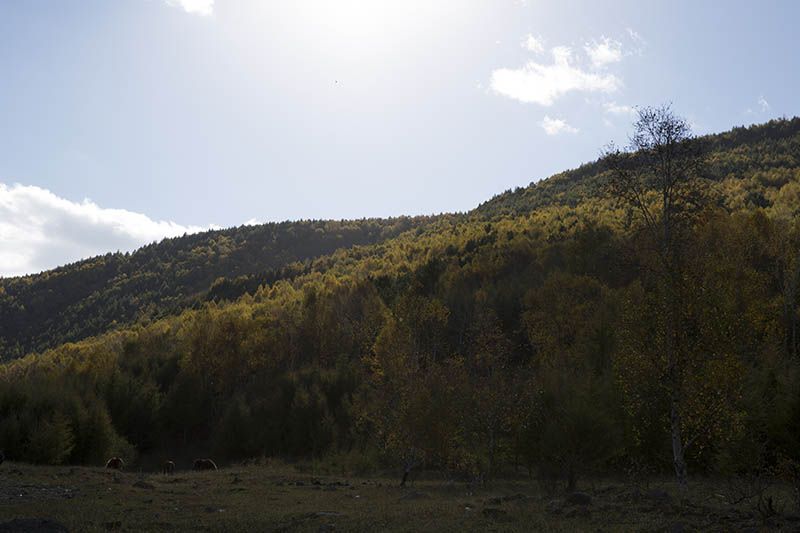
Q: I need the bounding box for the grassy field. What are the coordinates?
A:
[1,461,798,532]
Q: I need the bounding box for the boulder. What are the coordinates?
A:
[646,489,671,502]
[399,490,430,500]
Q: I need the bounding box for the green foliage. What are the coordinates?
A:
[25,412,76,465]
[0,379,133,465]
[529,380,621,492]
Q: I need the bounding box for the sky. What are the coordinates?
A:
[1,0,798,277]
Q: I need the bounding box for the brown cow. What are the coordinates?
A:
[105,457,124,470]
[163,460,175,474]
[192,458,217,471]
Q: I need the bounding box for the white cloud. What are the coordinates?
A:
[626,28,646,54]
[603,101,636,115]
[0,184,218,277]
[584,37,623,68]
[540,116,579,136]
[626,28,643,43]
[165,0,214,16]
[523,34,545,54]
[746,95,772,115]
[490,45,621,106]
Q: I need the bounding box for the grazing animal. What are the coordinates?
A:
[163,460,175,474]
[105,457,124,470]
[192,458,218,471]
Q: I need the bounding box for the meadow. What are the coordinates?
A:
[1,461,798,532]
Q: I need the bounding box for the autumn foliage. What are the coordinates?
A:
[0,118,798,491]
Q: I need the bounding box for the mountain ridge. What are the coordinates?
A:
[1,117,799,360]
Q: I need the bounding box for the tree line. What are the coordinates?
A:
[0,116,798,496]
[0,206,798,486]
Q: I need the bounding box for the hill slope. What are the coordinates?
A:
[1,118,799,361]
[476,117,800,219]
[0,216,435,358]
[0,118,798,481]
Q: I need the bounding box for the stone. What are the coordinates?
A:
[399,490,430,500]
[482,508,508,520]
[669,522,685,533]
[566,492,592,506]
[546,500,561,514]
[566,508,591,519]
[646,489,671,502]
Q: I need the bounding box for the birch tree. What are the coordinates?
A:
[603,104,709,501]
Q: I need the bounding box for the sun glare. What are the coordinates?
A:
[308,0,385,39]
[258,0,452,55]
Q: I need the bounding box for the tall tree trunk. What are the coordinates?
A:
[791,264,798,359]
[670,395,689,501]
[400,449,415,487]
[663,230,689,502]
[667,312,690,502]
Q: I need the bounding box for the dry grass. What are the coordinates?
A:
[0,461,798,531]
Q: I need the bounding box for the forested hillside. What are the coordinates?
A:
[0,118,799,497]
[2,118,798,361]
[0,217,434,358]
[477,117,800,219]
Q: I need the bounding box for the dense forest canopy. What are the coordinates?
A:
[0,118,799,495]
[0,216,436,358]
[2,118,798,360]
